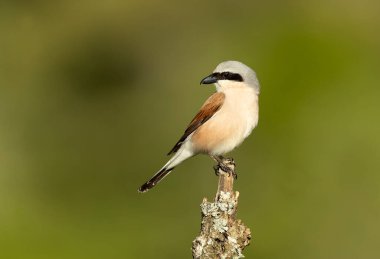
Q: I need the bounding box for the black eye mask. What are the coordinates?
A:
[217,72,244,82]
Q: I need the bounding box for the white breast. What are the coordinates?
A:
[206,86,259,155]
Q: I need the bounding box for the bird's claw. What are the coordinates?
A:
[213,159,237,179]
[213,164,221,176]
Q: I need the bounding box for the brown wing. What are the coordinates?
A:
[168,92,225,155]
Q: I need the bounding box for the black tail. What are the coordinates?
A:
[138,167,174,193]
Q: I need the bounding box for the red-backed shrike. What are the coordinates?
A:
[138,61,260,193]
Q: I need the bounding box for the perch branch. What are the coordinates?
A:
[192,157,251,258]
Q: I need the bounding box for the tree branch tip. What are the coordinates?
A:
[192,158,251,258]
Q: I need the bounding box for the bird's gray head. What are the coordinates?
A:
[200,61,260,93]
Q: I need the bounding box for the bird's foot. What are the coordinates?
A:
[213,158,237,179]
[223,157,235,166]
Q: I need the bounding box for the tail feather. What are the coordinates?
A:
[138,167,174,193]
[138,143,194,193]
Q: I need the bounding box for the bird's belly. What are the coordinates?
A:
[191,120,239,155]
[191,100,258,155]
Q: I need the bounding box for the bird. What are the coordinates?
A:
[138,60,260,193]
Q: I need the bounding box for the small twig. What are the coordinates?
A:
[192,158,251,259]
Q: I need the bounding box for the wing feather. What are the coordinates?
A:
[168,92,225,155]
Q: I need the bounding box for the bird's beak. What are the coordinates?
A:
[200,73,218,85]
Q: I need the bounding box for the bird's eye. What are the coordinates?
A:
[221,72,243,82]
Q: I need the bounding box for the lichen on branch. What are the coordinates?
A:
[192,158,251,259]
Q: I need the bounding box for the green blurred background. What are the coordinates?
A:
[1,0,380,258]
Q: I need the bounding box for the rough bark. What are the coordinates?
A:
[192,158,251,258]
